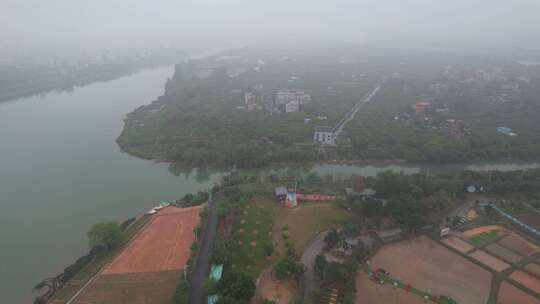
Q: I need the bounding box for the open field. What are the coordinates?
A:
[525,262,540,277]
[497,281,540,304]
[510,271,540,294]
[273,202,353,256]
[229,196,275,277]
[469,250,510,272]
[485,243,523,263]
[104,206,201,274]
[498,234,539,257]
[370,236,491,304]
[441,236,474,253]
[75,270,180,304]
[355,272,426,304]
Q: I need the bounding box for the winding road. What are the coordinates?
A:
[300,231,328,303]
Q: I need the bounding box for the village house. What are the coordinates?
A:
[415,101,432,115]
[276,90,311,105]
[314,126,335,145]
[285,100,300,113]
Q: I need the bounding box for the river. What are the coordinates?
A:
[1,66,539,304]
[0,67,225,303]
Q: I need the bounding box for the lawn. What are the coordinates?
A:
[468,230,499,246]
[50,215,152,301]
[273,202,354,256]
[229,196,276,277]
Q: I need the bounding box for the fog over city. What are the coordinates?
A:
[2,0,540,52]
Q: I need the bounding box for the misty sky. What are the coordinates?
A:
[2,0,540,51]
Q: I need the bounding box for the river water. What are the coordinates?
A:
[0,67,225,303]
[1,66,539,303]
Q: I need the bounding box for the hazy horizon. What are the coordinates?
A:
[2,0,540,54]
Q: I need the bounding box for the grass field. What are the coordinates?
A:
[229,196,276,277]
[468,230,499,246]
[273,202,354,256]
[50,215,152,302]
[74,270,181,304]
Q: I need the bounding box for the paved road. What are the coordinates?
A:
[332,83,383,139]
[300,232,328,302]
[189,196,219,304]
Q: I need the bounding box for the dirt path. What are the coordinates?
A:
[254,268,294,304]
[300,231,328,303]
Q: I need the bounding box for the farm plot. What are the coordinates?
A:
[510,271,540,295]
[273,202,353,256]
[484,243,523,263]
[228,196,275,277]
[497,281,540,304]
[370,236,491,304]
[525,263,540,278]
[498,234,539,257]
[355,272,425,304]
[516,213,540,229]
[103,206,201,274]
[75,270,180,304]
[441,236,474,253]
[468,250,510,272]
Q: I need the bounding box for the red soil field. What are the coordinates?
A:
[498,234,539,257]
[370,236,491,304]
[441,236,474,253]
[510,271,540,295]
[75,270,181,304]
[355,272,425,304]
[525,263,540,278]
[497,281,540,304]
[516,213,540,229]
[103,206,201,274]
[485,243,523,263]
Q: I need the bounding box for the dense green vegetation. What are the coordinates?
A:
[346,80,540,162]
[118,46,540,167]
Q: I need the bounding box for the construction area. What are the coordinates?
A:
[72,206,201,304]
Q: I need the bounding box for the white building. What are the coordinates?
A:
[314,126,335,145]
[244,92,256,105]
[276,90,311,105]
[285,100,300,113]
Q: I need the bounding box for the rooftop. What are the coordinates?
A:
[315,126,334,133]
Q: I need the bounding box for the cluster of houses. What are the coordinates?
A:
[243,89,311,113]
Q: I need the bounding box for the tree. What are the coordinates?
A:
[263,242,274,257]
[87,222,122,251]
[274,258,305,280]
[324,229,340,250]
[314,255,327,278]
[217,271,255,304]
